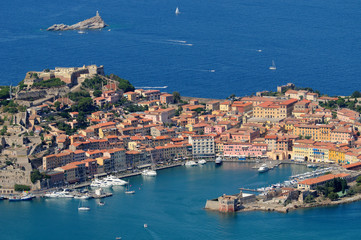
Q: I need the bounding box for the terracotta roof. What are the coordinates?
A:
[298,173,350,186]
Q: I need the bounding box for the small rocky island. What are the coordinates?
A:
[47,11,107,31]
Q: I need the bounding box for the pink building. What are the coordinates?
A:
[204,126,215,134]
[214,125,226,134]
[102,90,121,103]
[223,143,267,157]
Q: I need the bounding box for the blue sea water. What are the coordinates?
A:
[1,0,361,98]
[2,1,361,238]
[1,163,361,240]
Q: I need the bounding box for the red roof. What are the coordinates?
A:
[342,162,361,169]
[299,173,350,186]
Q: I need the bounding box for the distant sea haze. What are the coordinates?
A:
[1,0,360,99]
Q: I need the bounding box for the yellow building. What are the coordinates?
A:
[329,148,346,165]
[292,124,334,142]
[220,101,232,112]
[253,99,297,119]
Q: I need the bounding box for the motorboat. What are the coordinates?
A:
[258,164,269,173]
[8,193,34,201]
[185,160,197,166]
[307,164,317,168]
[142,169,157,176]
[215,156,223,165]
[98,201,105,206]
[198,159,207,165]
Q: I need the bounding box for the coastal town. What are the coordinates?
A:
[1,65,361,211]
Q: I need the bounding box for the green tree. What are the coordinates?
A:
[32,78,66,88]
[108,74,135,92]
[93,90,102,97]
[54,101,61,111]
[304,194,315,203]
[327,192,338,201]
[30,170,43,184]
[173,91,181,103]
[356,176,361,186]
[351,91,361,98]
[0,87,10,99]
[0,126,7,135]
[14,184,31,192]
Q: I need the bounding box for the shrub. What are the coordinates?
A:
[14,184,31,192]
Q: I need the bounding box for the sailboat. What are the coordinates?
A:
[142,151,157,176]
[78,201,90,211]
[269,60,276,70]
[125,181,135,194]
[175,7,180,15]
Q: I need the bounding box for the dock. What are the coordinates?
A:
[239,188,263,192]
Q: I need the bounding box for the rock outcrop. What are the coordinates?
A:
[47,11,107,31]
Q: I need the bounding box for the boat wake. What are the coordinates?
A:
[145,228,161,240]
[185,68,215,73]
[167,39,187,43]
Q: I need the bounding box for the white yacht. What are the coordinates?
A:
[215,156,223,165]
[74,194,91,200]
[269,60,276,70]
[142,169,157,176]
[103,175,128,186]
[258,164,269,173]
[44,192,59,198]
[198,159,207,165]
[185,160,197,166]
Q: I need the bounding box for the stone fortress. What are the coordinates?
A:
[24,64,104,87]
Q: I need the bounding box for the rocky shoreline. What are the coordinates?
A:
[47,11,107,31]
[241,193,361,214]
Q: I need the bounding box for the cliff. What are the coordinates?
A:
[47,11,107,31]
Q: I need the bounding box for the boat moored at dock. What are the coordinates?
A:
[185,160,197,166]
[198,159,207,165]
[215,156,223,165]
[142,169,157,176]
[258,164,269,173]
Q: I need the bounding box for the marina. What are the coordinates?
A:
[0,162,360,240]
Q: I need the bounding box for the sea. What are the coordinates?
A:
[1,0,361,239]
[1,0,361,98]
[2,162,361,240]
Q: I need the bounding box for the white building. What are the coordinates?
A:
[189,135,215,156]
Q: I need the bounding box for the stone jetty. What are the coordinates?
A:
[47,11,107,31]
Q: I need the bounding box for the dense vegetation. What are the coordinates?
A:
[56,121,76,135]
[124,104,148,113]
[71,97,95,114]
[68,91,91,102]
[108,74,135,92]
[0,86,10,99]
[14,184,31,192]
[30,170,49,184]
[173,91,181,103]
[81,75,105,90]
[317,177,348,201]
[1,100,26,113]
[33,78,66,88]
